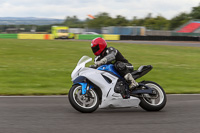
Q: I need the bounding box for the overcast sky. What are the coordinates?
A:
[0,0,199,20]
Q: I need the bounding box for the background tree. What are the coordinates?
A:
[113,15,129,26]
[63,16,84,28]
[149,16,169,30]
[131,16,145,26]
[169,13,191,30]
[86,12,114,28]
[2,3,200,33]
[190,3,200,19]
[131,14,169,30]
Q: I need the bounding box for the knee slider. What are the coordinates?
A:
[115,62,126,71]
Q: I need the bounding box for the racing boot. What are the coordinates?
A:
[124,73,139,90]
[120,87,130,99]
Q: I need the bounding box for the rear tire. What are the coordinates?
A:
[139,81,167,111]
[68,85,100,113]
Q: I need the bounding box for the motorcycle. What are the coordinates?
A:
[68,56,167,113]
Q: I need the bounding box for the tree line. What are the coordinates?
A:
[0,3,200,32]
[63,3,200,31]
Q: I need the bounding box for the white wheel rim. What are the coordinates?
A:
[73,86,98,109]
[142,83,165,106]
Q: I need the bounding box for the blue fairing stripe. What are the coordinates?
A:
[97,64,122,78]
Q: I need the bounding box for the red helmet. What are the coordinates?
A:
[91,37,107,56]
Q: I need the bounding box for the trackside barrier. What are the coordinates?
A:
[75,34,120,40]
[18,34,53,40]
[0,34,18,39]
[0,34,199,41]
[120,35,200,41]
[103,34,120,40]
[77,34,103,40]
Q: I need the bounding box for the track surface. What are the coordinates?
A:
[0,95,200,133]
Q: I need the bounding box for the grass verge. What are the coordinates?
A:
[0,39,200,95]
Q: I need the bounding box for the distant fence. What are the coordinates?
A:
[102,26,145,36]
[146,30,171,36]
[171,32,200,37]
[0,33,199,41]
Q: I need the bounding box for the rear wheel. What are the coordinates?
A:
[68,85,100,113]
[139,81,167,111]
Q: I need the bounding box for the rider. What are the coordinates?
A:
[91,37,138,99]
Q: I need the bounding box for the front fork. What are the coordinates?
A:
[74,82,93,95]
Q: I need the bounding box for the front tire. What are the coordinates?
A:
[139,81,167,111]
[68,85,100,113]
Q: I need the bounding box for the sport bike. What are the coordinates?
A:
[68,56,167,113]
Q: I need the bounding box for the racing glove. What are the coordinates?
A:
[95,58,107,67]
[89,64,98,69]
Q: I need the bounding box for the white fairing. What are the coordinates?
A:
[71,56,92,81]
[71,56,140,109]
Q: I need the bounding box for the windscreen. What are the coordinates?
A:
[77,56,92,65]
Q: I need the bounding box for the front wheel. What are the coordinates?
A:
[139,81,167,111]
[68,85,100,113]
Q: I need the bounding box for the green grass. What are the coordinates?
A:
[0,39,200,95]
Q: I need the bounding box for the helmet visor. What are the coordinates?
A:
[91,44,100,54]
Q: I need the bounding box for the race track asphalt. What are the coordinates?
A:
[0,95,200,133]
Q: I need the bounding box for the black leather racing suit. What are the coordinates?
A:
[94,47,134,77]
